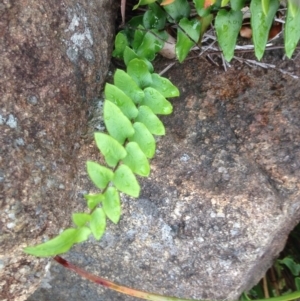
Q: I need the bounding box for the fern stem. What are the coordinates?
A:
[53,255,202,301]
[53,256,300,301]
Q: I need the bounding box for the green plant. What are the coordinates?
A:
[51,255,300,301]
[24,64,179,257]
[130,0,300,62]
[277,257,300,291]
[239,257,300,301]
[241,232,300,301]
[23,0,300,300]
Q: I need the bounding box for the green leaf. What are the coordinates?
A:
[104,100,135,144]
[94,132,127,168]
[200,13,214,38]
[86,161,114,190]
[278,257,300,276]
[124,46,139,65]
[163,0,190,22]
[193,0,211,17]
[112,31,129,59]
[215,9,243,62]
[103,187,121,224]
[135,106,165,135]
[104,84,138,120]
[261,0,270,16]
[229,0,246,11]
[250,0,279,60]
[295,277,300,291]
[129,122,156,158]
[72,213,91,227]
[123,47,154,72]
[23,227,91,257]
[288,0,300,18]
[127,58,153,89]
[90,208,106,240]
[114,69,145,104]
[143,87,173,115]
[221,0,230,5]
[143,3,166,30]
[133,0,156,10]
[284,1,300,58]
[84,193,105,210]
[123,142,150,176]
[74,227,92,243]
[132,25,146,52]
[136,29,168,61]
[126,16,144,41]
[176,18,201,62]
[113,164,141,197]
[150,74,180,98]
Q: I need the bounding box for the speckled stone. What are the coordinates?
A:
[0,0,115,300]
[28,55,300,301]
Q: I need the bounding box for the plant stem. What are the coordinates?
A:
[53,255,202,301]
[53,256,300,301]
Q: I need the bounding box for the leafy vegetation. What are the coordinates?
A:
[128,0,300,62]
[241,224,300,301]
[24,33,179,257]
[23,0,300,300]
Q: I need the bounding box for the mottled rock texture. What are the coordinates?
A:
[0,0,115,300]
[27,55,300,301]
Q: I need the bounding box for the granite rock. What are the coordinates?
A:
[0,0,115,300]
[27,56,300,301]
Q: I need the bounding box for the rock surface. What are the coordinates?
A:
[0,0,115,300]
[27,53,300,301]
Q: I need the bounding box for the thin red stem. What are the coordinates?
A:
[53,255,200,301]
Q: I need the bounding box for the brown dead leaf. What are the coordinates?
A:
[240,23,282,40]
[240,26,252,38]
[268,23,282,40]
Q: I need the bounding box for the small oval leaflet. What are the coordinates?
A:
[132,25,146,52]
[103,187,121,224]
[112,31,129,58]
[86,161,114,190]
[124,47,154,72]
[104,100,135,144]
[84,193,105,210]
[136,30,168,61]
[114,69,145,104]
[90,208,106,240]
[150,73,180,98]
[94,132,127,168]
[113,164,141,198]
[143,2,166,30]
[142,87,173,115]
[23,227,91,257]
[135,105,165,136]
[123,141,150,176]
[104,84,138,120]
[129,122,156,158]
[127,58,152,89]
[72,213,91,227]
